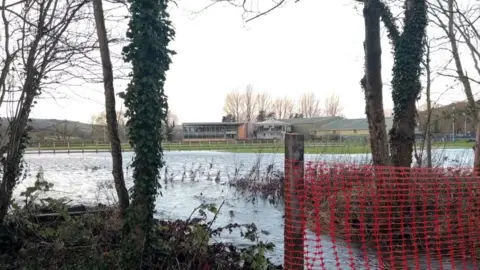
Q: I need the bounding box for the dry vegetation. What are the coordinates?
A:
[229,162,480,266]
[0,173,283,269]
[306,165,480,264]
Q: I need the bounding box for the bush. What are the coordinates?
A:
[0,172,283,269]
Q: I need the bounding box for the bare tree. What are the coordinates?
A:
[200,0,301,23]
[243,84,256,122]
[415,37,434,168]
[429,0,480,171]
[93,0,129,212]
[357,0,427,167]
[0,0,95,223]
[256,91,273,116]
[273,96,295,119]
[53,120,79,141]
[324,93,344,116]
[93,112,108,142]
[117,103,127,141]
[359,0,393,166]
[298,92,321,117]
[164,109,178,142]
[224,90,244,122]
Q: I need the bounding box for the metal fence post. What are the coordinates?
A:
[284,133,305,269]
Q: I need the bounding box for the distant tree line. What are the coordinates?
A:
[221,84,343,122]
[28,108,179,143]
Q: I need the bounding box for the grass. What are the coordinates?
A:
[26,140,476,155]
[28,142,373,154]
[432,140,475,148]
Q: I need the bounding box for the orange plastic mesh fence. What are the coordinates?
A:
[284,160,480,270]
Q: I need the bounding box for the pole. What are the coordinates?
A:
[453,121,455,141]
[284,133,305,269]
[452,108,455,141]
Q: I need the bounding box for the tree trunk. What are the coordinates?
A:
[362,0,391,166]
[0,20,46,223]
[93,0,129,211]
[425,67,433,168]
[389,0,427,167]
[475,126,480,173]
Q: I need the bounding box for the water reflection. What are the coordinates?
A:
[14,149,476,268]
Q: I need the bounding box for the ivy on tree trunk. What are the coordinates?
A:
[389,0,428,167]
[121,0,175,265]
[362,0,427,167]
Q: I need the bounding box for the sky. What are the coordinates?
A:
[27,0,472,124]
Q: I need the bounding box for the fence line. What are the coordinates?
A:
[25,140,363,154]
[283,133,480,269]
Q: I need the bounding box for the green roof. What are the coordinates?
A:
[182,122,242,126]
[279,116,342,125]
[317,117,394,131]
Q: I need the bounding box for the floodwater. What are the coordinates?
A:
[13,149,478,269]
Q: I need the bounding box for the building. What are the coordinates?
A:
[182,122,253,141]
[309,117,393,140]
[254,120,292,140]
[279,116,342,140]
[181,116,421,142]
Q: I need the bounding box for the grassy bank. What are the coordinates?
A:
[28,142,372,154]
[431,140,474,148]
[27,140,475,155]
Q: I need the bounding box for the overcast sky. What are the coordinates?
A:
[27,0,468,124]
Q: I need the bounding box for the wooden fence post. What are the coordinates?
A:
[82,142,85,154]
[53,142,56,154]
[96,141,98,153]
[284,133,305,269]
[38,142,41,155]
[67,142,70,154]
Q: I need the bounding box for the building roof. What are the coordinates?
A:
[182,122,242,126]
[317,117,394,130]
[255,119,290,125]
[279,116,343,126]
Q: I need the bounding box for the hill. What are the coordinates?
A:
[417,101,474,135]
[0,118,109,142]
